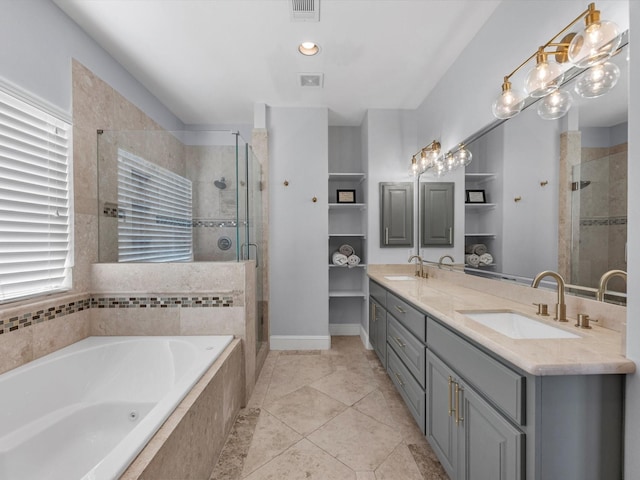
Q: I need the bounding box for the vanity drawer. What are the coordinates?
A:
[386,292,426,342]
[387,315,426,388]
[427,317,525,425]
[369,280,387,307]
[387,348,426,434]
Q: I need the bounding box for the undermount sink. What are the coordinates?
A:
[384,275,415,281]
[460,310,580,340]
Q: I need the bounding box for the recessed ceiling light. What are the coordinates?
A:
[298,42,320,56]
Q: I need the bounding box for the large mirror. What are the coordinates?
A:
[462,40,628,303]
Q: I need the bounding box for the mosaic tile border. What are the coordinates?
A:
[0,295,234,335]
[580,216,627,227]
[0,297,91,335]
[91,295,234,309]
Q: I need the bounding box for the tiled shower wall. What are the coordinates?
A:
[186,145,239,261]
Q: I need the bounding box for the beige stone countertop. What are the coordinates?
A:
[368,270,636,376]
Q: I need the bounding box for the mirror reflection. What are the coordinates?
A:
[463,42,628,303]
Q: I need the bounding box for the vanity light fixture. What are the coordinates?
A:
[409,141,472,178]
[492,2,621,120]
[298,41,320,56]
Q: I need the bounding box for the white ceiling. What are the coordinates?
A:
[53,0,501,126]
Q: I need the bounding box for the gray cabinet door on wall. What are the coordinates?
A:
[422,182,454,247]
[380,182,413,247]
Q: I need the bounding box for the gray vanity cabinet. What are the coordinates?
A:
[427,350,523,480]
[369,297,386,367]
[422,182,454,246]
[380,182,413,247]
[369,278,623,480]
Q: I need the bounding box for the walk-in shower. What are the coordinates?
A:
[97,128,265,344]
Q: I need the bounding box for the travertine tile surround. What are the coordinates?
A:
[211,337,448,480]
[92,261,256,402]
[369,264,633,375]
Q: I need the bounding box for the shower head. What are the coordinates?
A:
[214,177,227,190]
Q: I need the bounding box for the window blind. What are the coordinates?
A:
[0,90,73,303]
[117,149,193,262]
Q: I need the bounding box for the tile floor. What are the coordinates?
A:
[210,336,449,480]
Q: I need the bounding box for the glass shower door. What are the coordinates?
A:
[236,136,265,348]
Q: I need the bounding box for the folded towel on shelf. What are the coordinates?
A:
[347,254,361,268]
[465,243,487,256]
[339,244,354,256]
[465,254,480,267]
[479,253,494,265]
[332,252,348,266]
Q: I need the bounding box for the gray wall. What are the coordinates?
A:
[0,0,183,130]
[268,106,329,345]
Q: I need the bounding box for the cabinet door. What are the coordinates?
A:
[380,182,413,247]
[422,182,454,246]
[369,298,386,367]
[458,381,523,480]
[426,351,457,479]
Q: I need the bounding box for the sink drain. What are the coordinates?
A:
[128,410,139,422]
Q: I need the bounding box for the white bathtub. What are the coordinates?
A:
[0,335,234,480]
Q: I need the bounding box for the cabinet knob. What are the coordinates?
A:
[312,196,317,203]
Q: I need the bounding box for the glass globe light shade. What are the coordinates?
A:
[409,156,419,177]
[537,89,573,120]
[568,18,621,68]
[445,153,456,172]
[524,57,564,97]
[453,145,473,168]
[492,83,525,119]
[574,62,620,98]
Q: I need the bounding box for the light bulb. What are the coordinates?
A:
[574,61,620,98]
[492,80,525,119]
[525,50,564,97]
[537,89,573,120]
[568,14,621,67]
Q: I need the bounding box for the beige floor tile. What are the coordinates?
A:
[407,442,449,479]
[242,439,356,480]
[263,354,334,404]
[353,389,396,428]
[356,472,376,480]
[264,385,347,435]
[311,368,378,406]
[241,410,302,478]
[307,408,403,471]
[374,442,424,480]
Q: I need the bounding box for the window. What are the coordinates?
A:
[0,90,73,303]
[117,149,193,262]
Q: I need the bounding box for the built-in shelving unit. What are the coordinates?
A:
[464,171,498,271]
[328,127,367,335]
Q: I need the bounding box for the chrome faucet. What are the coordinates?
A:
[408,255,426,278]
[596,269,627,301]
[438,255,455,269]
[531,270,567,322]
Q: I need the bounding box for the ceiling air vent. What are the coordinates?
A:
[290,0,319,22]
[299,73,324,88]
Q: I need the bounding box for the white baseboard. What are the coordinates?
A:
[270,335,331,350]
[360,324,373,350]
[328,323,361,336]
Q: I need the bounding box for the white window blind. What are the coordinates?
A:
[0,90,73,303]
[117,149,193,262]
